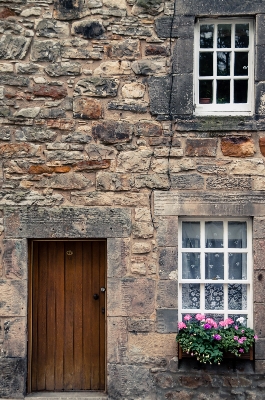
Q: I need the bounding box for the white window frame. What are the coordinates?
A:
[178,217,253,327]
[194,18,254,116]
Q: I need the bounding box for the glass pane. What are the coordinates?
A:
[182,284,200,309]
[205,313,224,323]
[182,253,200,279]
[217,24,231,48]
[228,221,247,248]
[199,52,213,76]
[217,52,230,76]
[235,24,249,48]
[205,253,224,280]
[217,80,230,104]
[182,222,200,248]
[234,80,248,103]
[199,80,213,103]
[205,221,223,248]
[234,52,248,76]
[228,284,247,310]
[228,314,248,326]
[229,253,247,280]
[205,283,224,310]
[200,24,214,48]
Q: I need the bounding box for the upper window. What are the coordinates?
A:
[178,218,253,326]
[194,19,254,115]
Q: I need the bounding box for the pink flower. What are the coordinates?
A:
[234,325,238,330]
[224,318,234,325]
[206,318,218,328]
[238,338,244,344]
[204,323,211,329]
[178,322,187,329]
[195,313,205,321]
[241,330,245,333]
[234,336,238,341]
[213,334,222,340]
[219,320,226,327]
[239,348,244,353]
[254,335,258,340]
[241,337,247,341]
[184,314,192,321]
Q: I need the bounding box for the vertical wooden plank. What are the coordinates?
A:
[54,242,65,391]
[27,241,33,394]
[99,241,106,390]
[37,242,48,390]
[82,241,92,390]
[31,242,39,391]
[90,241,100,390]
[73,242,83,389]
[45,242,56,390]
[64,242,75,390]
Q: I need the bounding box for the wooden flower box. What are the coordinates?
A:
[178,343,253,361]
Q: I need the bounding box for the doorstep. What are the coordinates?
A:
[25,392,108,400]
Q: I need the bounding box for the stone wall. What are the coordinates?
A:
[1,0,265,399]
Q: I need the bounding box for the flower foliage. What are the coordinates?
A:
[176,314,257,364]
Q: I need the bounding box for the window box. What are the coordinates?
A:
[178,343,254,361]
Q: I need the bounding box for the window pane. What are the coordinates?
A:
[228,221,247,248]
[199,52,213,76]
[217,52,230,76]
[182,222,200,248]
[205,313,224,323]
[182,284,200,309]
[234,80,248,103]
[182,253,200,279]
[205,283,224,310]
[217,24,231,48]
[200,24,214,48]
[205,253,224,280]
[229,253,247,280]
[205,221,223,248]
[228,284,247,310]
[217,80,230,104]
[234,52,248,76]
[235,24,249,48]
[228,314,248,326]
[199,80,213,103]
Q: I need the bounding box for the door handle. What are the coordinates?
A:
[93,294,99,300]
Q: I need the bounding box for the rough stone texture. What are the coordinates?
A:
[221,137,255,157]
[72,19,105,39]
[92,120,133,143]
[185,138,218,157]
[0,34,31,60]
[75,77,119,97]
[73,97,102,119]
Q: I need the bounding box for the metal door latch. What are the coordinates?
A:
[101,287,106,292]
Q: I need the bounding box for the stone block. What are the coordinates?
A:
[107,364,156,400]
[155,15,194,39]
[15,126,57,142]
[122,82,145,99]
[135,174,170,189]
[171,74,193,115]
[254,240,265,272]
[133,222,154,239]
[253,218,265,239]
[148,75,171,116]
[135,208,152,222]
[0,143,41,158]
[135,121,163,137]
[85,143,117,160]
[96,172,133,191]
[94,61,131,75]
[31,40,61,62]
[156,309,178,333]
[131,59,167,75]
[254,270,265,303]
[257,14,265,46]
[72,191,149,207]
[157,280,178,308]
[0,357,26,398]
[92,120,133,144]
[128,332,177,358]
[107,238,130,277]
[171,174,204,190]
[117,149,153,172]
[0,280,27,316]
[153,373,175,389]
[255,360,265,373]
[255,82,265,115]
[175,0,265,15]
[128,318,151,333]
[0,34,31,60]
[254,305,265,338]
[151,158,168,174]
[229,159,265,175]
[156,216,178,247]
[132,242,151,254]
[185,138,218,157]
[169,158,196,173]
[109,39,140,60]
[16,63,41,74]
[53,0,99,20]
[75,77,119,97]
[256,45,265,82]
[107,317,128,363]
[45,150,84,162]
[73,97,102,119]
[163,391,192,400]
[45,62,81,77]
[33,84,67,99]
[107,101,148,113]
[36,172,93,190]
[111,24,152,37]
[206,176,251,190]
[0,317,26,357]
[158,247,177,279]
[4,207,131,238]
[35,18,69,38]
[0,74,29,86]
[172,38,193,74]
[3,240,27,279]
[221,137,255,157]
[145,44,169,56]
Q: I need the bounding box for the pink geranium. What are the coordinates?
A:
[195,313,205,321]
[206,318,218,328]
[239,348,244,353]
[254,335,258,340]
[184,314,192,321]
[178,322,187,329]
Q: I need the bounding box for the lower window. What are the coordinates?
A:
[178,218,253,326]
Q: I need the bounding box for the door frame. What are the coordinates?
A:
[27,239,107,393]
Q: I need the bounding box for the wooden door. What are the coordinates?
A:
[29,241,106,392]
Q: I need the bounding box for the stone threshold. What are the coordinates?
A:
[25,392,107,400]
